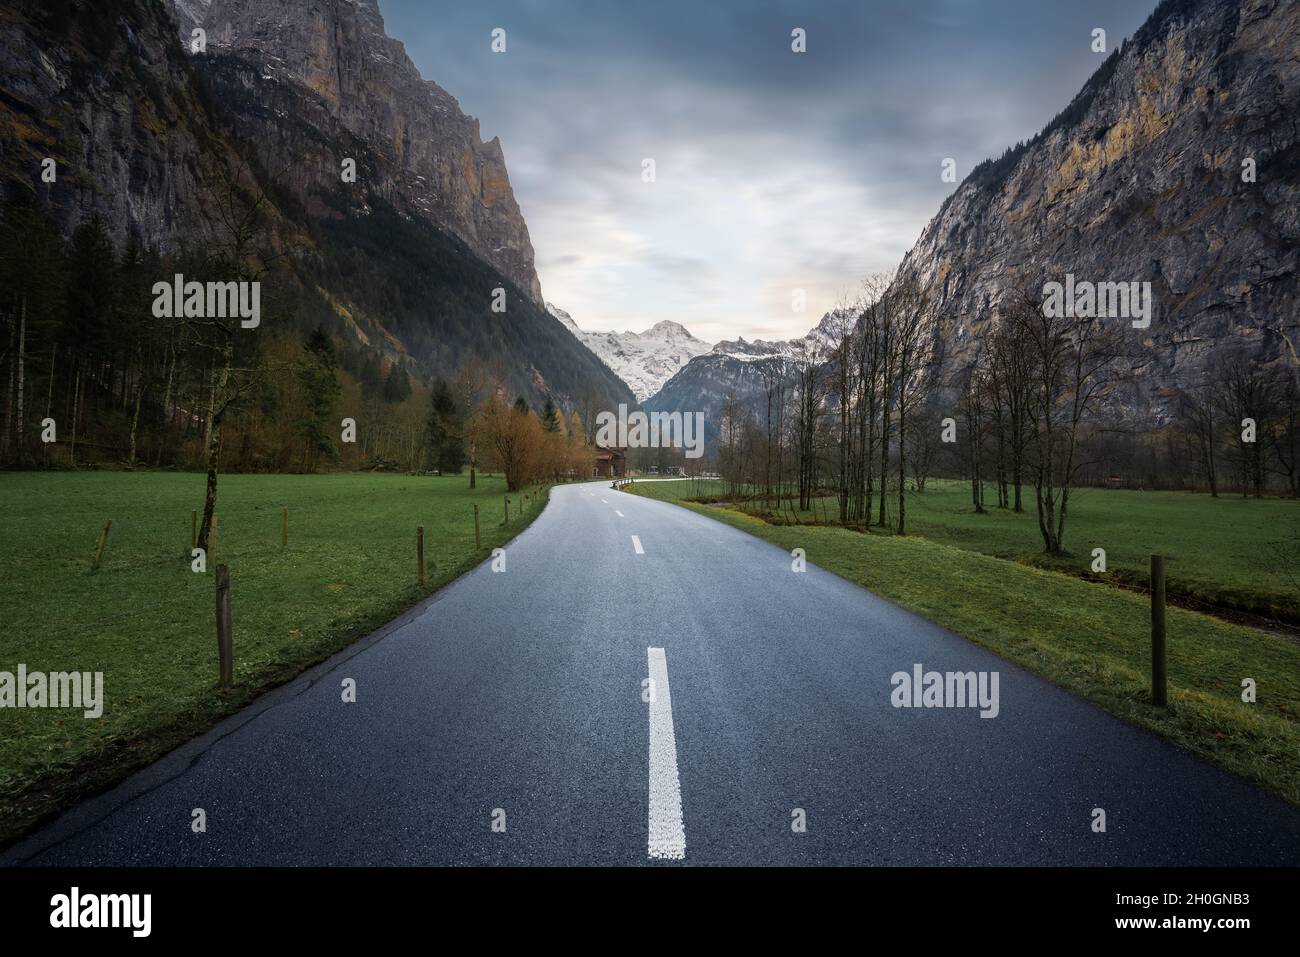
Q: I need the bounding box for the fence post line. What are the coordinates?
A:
[215,564,233,688]
[1151,554,1167,707]
[93,520,112,570]
[474,504,481,549]
[417,525,425,586]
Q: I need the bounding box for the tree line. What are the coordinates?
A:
[711,272,1297,556]
[0,195,601,535]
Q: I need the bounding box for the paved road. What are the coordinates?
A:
[6,480,1300,866]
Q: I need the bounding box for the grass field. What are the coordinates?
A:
[669,478,1300,622]
[628,479,1300,806]
[0,470,549,845]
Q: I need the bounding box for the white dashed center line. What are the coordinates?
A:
[631,535,644,554]
[647,647,686,860]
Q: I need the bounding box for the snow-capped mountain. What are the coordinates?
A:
[709,312,841,362]
[641,312,845,444]
[547,303,714,402]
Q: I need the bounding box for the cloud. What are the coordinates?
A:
[381,0,1158,341]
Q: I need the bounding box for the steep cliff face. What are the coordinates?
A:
[0,0,627,410]
[0,0,243,252]
[169,0,543,304]
[899,0,1299,419]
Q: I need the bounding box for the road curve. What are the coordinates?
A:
[6,480,1300,866]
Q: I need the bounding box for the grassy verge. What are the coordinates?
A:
[666,478,1300,623]
[0,471,550,847]
[628,480,1300,806]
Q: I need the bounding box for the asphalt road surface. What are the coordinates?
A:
[6,480,1300,866]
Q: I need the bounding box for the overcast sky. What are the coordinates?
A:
[381,0,1157,343]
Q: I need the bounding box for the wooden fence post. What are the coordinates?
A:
[474,504,481,549]
[215,564,233,688]
[417,525,425,585]
[93,520,112,570]
[1151,554,1167,707]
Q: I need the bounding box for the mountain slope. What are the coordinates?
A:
[169,0,543,304]
[0,0,243,253]
[651,0,1299,437]
[897,0,1299,417]
[0,0,631,410]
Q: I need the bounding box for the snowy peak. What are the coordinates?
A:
[547,301,842,401]
[547,304,582,335]
[643,319,699,341]
[547,303,713,402]
[708,311,840,362]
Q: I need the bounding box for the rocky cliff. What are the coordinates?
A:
[0,0,241,252]
[169,0,543,303]
[898,0,1299,420]
[0,0,629,409]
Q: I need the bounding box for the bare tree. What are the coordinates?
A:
[1176,380,1220,495]
[875,305,899,528]
[1006,281,1128,554]
[455,355,491,488]
[755,355,789,508]
[194,157,289,553]
[789,337,824,510]
[854,272,893,523]
[1267,368,1299,497]
[1216,354,1275,498]
[958,348,989,514]
[824,294,862,523]
[892,275,931,535]
[718,391,746,497]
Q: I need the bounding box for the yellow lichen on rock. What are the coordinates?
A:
[480,164,509,208]
[460,144,480,198]
[1046,97,1172,205]
[936,259,951,287]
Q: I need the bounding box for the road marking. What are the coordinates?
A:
[647,647,685,860]
[601,498,608,503]
[631,535,644,554]
[615,510,624,518]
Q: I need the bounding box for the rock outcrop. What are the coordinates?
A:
[0,0,240,252]
[169,0,543,303]
[0,0,632,409]
[895,0,1299,421]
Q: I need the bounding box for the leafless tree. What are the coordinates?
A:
[1005,281,1128,554]
[194,156,290,553]
[1176,380,1220,495]
[958,347,989,514]
[892,274,932,535]
[1216,354,1274,498]
[790,336,824,511]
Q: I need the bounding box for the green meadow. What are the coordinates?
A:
[662,478,1300,621]
[0,470,547,845]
